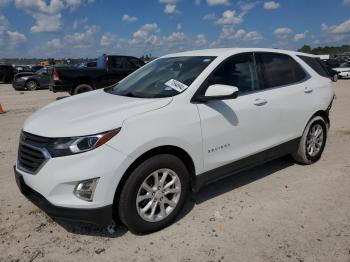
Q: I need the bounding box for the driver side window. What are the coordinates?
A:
[207,53,259,94]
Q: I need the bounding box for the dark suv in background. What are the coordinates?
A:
[0,64,16,83]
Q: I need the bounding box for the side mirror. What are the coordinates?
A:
[195,84,239,102]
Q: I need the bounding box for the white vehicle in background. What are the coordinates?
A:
[333,61,350,79]
[15,48,334,234]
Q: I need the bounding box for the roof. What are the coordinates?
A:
[163,48,317,58]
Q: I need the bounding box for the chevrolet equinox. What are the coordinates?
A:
[15,48,334,234]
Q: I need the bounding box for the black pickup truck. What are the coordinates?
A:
[50,55,145,95]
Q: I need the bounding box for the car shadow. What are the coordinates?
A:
[52,219,129,238]
[177,156,294,221]
[56,96,70,100]
[49,156,294,238]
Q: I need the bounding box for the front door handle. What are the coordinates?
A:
[253,98,268,106]
[304,87,313,93]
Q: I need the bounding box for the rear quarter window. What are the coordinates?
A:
[298,56,330,78]
[256,53,307,89]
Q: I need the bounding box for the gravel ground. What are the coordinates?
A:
[0,81,349,262]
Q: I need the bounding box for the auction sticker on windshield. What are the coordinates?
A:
[165,79,188,93]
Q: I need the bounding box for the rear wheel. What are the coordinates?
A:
[118,154,189,234]
[292,116,327,164]
[72,84,93,95]
[25,80,39,90]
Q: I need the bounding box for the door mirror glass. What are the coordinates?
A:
[198,84,239,102]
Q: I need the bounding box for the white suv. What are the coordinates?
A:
[15,48,334,234]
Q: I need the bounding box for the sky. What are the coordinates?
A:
[0,0,349,58]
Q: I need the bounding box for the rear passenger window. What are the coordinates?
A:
[110,57,125,69]
[206,53,259,94]
[298,56,330,78]
[256,53,306,89]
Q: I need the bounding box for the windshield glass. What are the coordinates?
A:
[36,68,46,74]
[339,62,350,68]
[105,56,216,98]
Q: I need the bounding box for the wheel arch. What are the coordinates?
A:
[112,145,196,219]
[312,110,330,128]
[70,78,95,93]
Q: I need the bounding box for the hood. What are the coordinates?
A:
[23,90,172,137]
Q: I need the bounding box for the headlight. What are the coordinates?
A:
[47,128,120,157]
[19,77,28,81]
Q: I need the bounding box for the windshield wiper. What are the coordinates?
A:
[122,92,141,98]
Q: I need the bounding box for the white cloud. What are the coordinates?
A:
[176,23,182,30]
[263,1,280,9]
[244,31,262,41]
[0,15,27,55]
[141,23,159,32]
[122,14,138,22]
[14,0,92,33]
[203,13,216,20]
[47,38,63,49]
[73,17,88,29]
[131,23,160,44]
[31,13,62,33]
[343,0,350,5]
[207,0,230,6]
[164,4,178,14]
[234,29,246,38]
[64,25,97,48]
[216,10,242,25]
[195,34,207,45]
[293,32,307,42]
[326,18,350,34]
[100,32,118,47]
[273,27,292,39]
[238,1,257,12]
[164,31,186,42]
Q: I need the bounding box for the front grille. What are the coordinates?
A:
[17,132,52,174]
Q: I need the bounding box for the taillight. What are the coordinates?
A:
[53,68,60,81]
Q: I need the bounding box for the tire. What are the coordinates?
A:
[25,80,39,90]
[292,116,328,164]
[72,84,93,95]
[118,154,189,234]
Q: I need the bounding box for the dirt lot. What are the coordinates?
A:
[0,81,349,262]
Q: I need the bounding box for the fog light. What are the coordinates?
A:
[73,178,99,202]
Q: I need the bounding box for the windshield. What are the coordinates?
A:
[36,68,46,74]
[105,56,216,98]
[339,62,350,68]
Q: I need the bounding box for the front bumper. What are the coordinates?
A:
[338,71,350,78]
[12,80,26,90]
[15,143,135,226]
[14,167,113,226]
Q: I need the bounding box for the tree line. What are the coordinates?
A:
[298,45,350,56]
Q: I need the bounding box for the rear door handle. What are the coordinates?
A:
[253,98,268,106]
[304,87,313,93]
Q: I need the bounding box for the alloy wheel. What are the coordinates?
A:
[306,123,324,157]
[136,168,181,222]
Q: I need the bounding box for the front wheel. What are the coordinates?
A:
[25,80,39,90]
[118,154,189,234]
[292,116,327,164]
